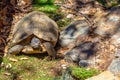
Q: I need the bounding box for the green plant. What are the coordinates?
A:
[34,0,55,5]
[33,4,58,13]
[33,0,58,13]
[71,66,100,80]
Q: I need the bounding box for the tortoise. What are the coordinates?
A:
[8,11,59,58]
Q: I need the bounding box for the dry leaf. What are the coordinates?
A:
[9,58,18,62]
[4,72,11,76]
[19,57,28,60]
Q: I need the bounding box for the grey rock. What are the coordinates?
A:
[64,42,96,63]
[61,68,75,80]
[108,58,120,75]
[79,60,88,67]
[94,7,120,38]
[59,20,90,47]
[79,59,96,68]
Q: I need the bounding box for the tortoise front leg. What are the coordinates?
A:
[8,45,23,54]
[43,42,56,59]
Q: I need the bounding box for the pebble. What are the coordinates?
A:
[66,14,74,19]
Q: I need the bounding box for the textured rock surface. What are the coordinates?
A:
[108,58,120,76]
[86,71,119,80]
[59,6,120,71]
[64,41,96,62]
[94,7,120,37]
[59,20,89,48]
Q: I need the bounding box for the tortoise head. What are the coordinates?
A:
[30,37,41,49]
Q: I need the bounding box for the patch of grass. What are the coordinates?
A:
[33,4,58,13]
[34,0,55,5]
[33,0,58,13]
[0,54,58,80]
[70,66,100,80]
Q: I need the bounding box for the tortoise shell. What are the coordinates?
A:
[11,11,58,47]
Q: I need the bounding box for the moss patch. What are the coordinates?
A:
[70,66,100,80]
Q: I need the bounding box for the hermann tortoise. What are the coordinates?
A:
[8,11,59,58]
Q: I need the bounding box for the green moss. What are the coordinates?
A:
[70,66,100,80]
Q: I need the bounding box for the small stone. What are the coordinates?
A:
[66,14,74,18]
[79,60,88,67]
[61,64,67,69]
[86,71,119,80]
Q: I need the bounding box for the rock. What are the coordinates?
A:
[86,71,119,80]
[79,60,88,67]
[61,68,75,80]
[108,58,120,76]
[94,7,120,38]
[66,14,74,19]
[64,41,96,63]
[59,20,90,48]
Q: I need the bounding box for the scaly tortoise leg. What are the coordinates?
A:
[8,45,23,54]
[43,42,56,59]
